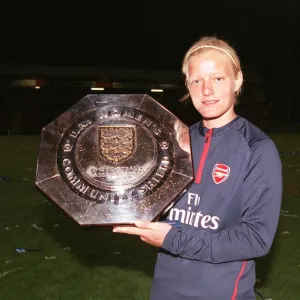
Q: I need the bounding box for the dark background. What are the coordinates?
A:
[0,0,299,134]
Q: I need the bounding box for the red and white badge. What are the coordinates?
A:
[212,164,230,184]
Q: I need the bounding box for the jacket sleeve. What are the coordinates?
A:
[161,139,283,263]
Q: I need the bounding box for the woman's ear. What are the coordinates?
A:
[234,71,243,93]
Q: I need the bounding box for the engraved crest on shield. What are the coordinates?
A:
[98,125,136,164]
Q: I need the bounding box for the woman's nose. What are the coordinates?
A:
[202,82,214,96]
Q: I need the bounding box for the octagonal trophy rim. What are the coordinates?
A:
[35,93,194,227]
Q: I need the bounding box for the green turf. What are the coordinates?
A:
[0,134,299,300]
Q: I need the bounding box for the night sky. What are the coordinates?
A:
[0,0,298,72]
[0,0,298,131]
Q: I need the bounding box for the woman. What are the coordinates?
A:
[113,36,282,300]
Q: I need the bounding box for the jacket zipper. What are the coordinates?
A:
[195,128,212,184]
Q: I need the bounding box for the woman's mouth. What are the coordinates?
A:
[202,100,219,105]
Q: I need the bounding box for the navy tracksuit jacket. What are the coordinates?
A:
[150,116,282,300]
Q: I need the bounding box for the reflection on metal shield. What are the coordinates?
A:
[35,94,193,226]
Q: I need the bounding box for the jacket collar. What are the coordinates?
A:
[198,115,242,136]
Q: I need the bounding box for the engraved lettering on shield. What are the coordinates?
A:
[98,125,136,164]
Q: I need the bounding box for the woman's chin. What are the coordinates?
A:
[200,113,221,120]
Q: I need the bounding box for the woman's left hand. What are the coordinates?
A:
[113,220,172,247]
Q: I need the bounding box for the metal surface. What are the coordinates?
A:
[35,94,193,226]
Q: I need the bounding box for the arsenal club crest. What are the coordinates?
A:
[99,125,136,164]
[212,164,230,184]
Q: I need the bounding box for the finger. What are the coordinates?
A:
[134,220,152,229]
[113,226,145,236]
[135,220,170,230]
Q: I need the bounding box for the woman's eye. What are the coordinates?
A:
[215,77,224,82]
[192,79,201,84]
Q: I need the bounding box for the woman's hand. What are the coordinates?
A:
[113,220,172,247]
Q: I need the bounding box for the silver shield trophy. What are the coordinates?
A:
[35,94,193,226]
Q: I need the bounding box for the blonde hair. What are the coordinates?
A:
[181,36,243,101]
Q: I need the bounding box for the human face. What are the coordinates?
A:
[186,51,242,128]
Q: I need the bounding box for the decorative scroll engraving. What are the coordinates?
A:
[57,106,174,204]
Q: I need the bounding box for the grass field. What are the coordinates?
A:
[0,134,299,300]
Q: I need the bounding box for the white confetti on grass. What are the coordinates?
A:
[45,256,56,260]
[0,268,22,278]
[280,209,298,218]
[282,231,291,235]
[280,213,298,218]
[32,224,43,230]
